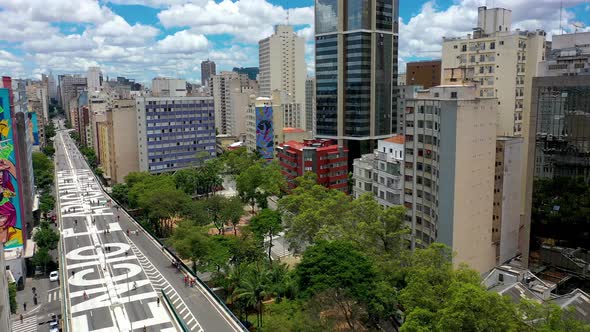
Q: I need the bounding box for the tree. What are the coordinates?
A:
[111,183,129,206]
[137,186,192,237]
[223,197,245,236]
[44,123,56,139]
[236,161,285,212]
[32,152,54,192]
[250,209,283,263]
[220,147,260,177]
[39,193,56,216]
[295,240,379,331]
[279,180,351,252]
[234,263,272,328]
[168,221,211,273]
[518,300,590,332]
[8,282,16,314]
[33,222,59,250]
[32,247,53,274]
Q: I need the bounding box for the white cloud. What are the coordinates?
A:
[23,34,98,53]
[158,0,313,43]
[155,30,209,53]
[0,0,109,23]
[92,15,160,46]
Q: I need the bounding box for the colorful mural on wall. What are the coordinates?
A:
[255,105,274,159]
[27,107,39,146]
[0,89,24,249]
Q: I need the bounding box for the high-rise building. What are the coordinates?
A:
[277,139,348,192]
[441,6,546,138]
[259,25,306,126]
[245,92,311,158]
[315,0,400,161]
[404,81,498,273]
[353,135,404,207]
[395,85,423,135]
[58,74,87,121]
[47,72,58,102]
[25,83,47,148]
[152,77,187,97]
[233,67,259,81]
[97,99,139,184]
[305,77,316,134]
[524,32,590,266]
[441,6,547,268]
[406,60,441,89]
[201,60,216,86]
[210,71,259,136]
[87,66,103,92]
[136,96,216,173]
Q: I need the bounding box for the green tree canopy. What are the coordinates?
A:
[33,222,59,250]
[167,221,211,273]
[250,208,283,263]
[236,161,285,211]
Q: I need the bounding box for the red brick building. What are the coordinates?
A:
[277,139,349,193]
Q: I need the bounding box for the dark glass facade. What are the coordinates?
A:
[346,0,371,30]
[316,0,338,34]
[316,34,339,136]
[344,32,371,137]
[533,81,590,180]
[315,0,399,140]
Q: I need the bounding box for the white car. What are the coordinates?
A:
[49,271,59,282]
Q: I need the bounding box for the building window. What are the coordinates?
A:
[450,92,458,99]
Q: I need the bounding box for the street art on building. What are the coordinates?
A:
[27,108,39,146]
[255,105,274,159]
[0,89,24,248]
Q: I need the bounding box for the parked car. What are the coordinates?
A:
[49,271,59,282]
[49,320,59,332]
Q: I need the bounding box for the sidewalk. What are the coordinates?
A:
[14,277,50,317]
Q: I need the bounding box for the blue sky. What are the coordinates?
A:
[0,0,588,83]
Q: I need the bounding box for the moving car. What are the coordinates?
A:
[49,271,59,282]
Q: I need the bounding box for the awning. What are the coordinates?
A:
[32,194,40,212]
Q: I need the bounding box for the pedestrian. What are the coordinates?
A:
[72,270,75,277]
[23,302,26,311]
[20,314,23,323]
[184,275,188,286]
[74,219,78,226]
[83,291,87,300]
[157,297,160,307]
[117,215,120,222]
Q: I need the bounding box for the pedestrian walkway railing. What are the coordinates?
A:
[84,167,246,331]
[161,290,190,332]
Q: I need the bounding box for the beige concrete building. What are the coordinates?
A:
[441,7,547,267]
[97,99,139,184]
[245,92,311,157]
[493,137,523,265]
[151,77,187,97]
[404,82,498,273]
[25,83,47,147]
[259,25,306,128]
[210,71,258,136]
[88,91,110,154]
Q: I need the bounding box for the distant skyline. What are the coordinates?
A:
[0,0,588,83]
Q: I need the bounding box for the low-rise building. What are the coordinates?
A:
[277,139,348,193]
[353,136,404,207]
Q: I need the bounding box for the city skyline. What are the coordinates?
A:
[0,0,588,83]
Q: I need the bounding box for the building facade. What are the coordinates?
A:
[97,99,139,184]
[58,74,86,121]
[259,25,306,126]
[136,96,216,173]
[315,0,400,161]
[404,84,498,273]
[87,66,103,92]
[210,71,258,136]
[353,136,404,207]
[152,78,187,97]
[406,60,441,89]
[395,85,423,135]
[277,139,348,192]
[201,60,216,86]
[0,245,11,332]
[305,77,316,134]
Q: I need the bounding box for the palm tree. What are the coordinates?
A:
[233,263,271,328]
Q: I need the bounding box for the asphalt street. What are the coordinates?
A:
[54,120,244,332]
[55,128,175,332]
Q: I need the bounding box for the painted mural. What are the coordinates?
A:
[0,89,24,249]
[255,105,274,159]
[27,106,39,146]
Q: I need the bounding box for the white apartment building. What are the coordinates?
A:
[353,136,404,207]
[87,66,103,92]
[442,6,546,137]
[151,77,187,97]
[404,83,498,273]
[395,85,423,135]
[259,25,306,128]
[210,71,259,136]
[245,91,310,157]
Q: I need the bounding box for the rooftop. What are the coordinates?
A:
[383,135,405,144]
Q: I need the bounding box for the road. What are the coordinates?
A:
[54,120,244,332]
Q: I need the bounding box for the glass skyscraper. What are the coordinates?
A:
[315,0,399,161]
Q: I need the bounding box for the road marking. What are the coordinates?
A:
[11,315,37,332]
